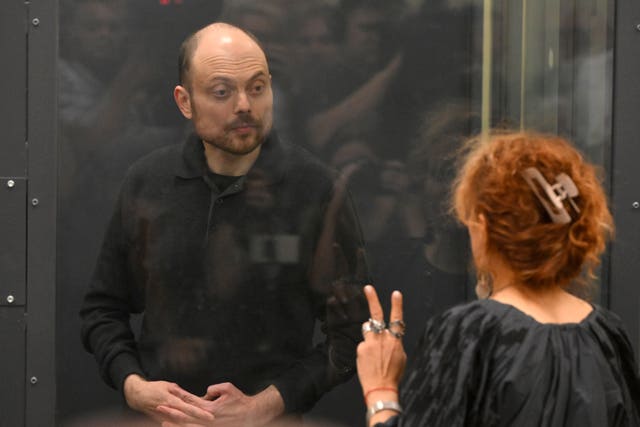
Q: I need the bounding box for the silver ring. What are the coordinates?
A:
[369,318,386,334]
[388,319,406,338]
[362,321,374,339]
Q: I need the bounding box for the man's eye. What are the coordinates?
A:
[212,87,230,98]
[249,82,265,95]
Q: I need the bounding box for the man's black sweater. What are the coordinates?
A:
[80,131,370,413]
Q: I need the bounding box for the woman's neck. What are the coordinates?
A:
[490,281,593,324]
[487,259,592,324]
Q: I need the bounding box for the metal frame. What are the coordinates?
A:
[25,0,58,425]
[1,1,29,426]
[609,1,640,356]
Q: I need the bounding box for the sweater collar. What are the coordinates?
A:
[175,131,288,185]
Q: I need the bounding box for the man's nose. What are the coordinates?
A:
[234,91,251,113]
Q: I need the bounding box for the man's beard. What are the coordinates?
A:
[206,115,270,156]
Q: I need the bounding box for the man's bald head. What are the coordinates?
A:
[173,21,274,160]
[178,22,267,87]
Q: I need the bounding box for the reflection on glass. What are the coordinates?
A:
[492,0,613,165]
[56,0,614,425]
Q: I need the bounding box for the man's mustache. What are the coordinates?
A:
[226,116,260,130]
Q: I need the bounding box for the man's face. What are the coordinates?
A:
[345,8,386,62]
[298,16,337,59]
[69,1,129,71]
[178,29,274,156]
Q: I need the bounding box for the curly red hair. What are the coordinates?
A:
[452,131,614,291]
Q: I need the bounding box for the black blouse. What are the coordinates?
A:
[377,299,640,426]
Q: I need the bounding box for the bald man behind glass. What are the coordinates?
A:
[80,22,369,426]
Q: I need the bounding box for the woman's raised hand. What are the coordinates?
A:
[356,285,407,402]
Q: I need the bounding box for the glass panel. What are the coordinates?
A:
[489,0,614,166]
[487,0,614,302]
[56,0,614,425]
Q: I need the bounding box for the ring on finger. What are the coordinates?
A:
[362,321,374,338]
[387,329,405,339]
[369,318,386,334]
[388,319,406,338]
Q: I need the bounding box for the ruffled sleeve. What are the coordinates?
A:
[586,308,640,421]
[398,301,501,426]
[373,415,399,427]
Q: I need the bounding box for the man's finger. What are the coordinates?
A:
[204,383,228,400]
[161,420,202,427]
[389,290,403,322]
[165,395,215,421]
[156,405,209,425]
[363,285,384,321]
[168,386,207,408]
[200,394,230,413]
[169,386,199,403]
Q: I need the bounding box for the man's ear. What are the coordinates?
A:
[174,85,192,119]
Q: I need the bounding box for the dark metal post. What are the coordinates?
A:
[0,0,29,425]
[25,0,58,425]
[609,1,640,356]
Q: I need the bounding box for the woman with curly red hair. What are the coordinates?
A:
[356,132,640,426]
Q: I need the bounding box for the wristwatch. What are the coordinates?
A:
[366,400,403,425]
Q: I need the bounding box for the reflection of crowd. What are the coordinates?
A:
[225,0,477,342]
[57,0,477,424]
[216,6,478,424]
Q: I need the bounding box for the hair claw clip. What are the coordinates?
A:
[521,167,580,224]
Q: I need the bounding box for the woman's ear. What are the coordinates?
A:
[174,85,192,119]
[467,214,487,239]
[476,213,487,230]
[467,213,488,264]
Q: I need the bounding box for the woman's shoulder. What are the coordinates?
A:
[419,299,508,344]
[418,298,572,352]
[586,305,638,356]
[590,304,629,329]
[430,300,637,357]
[432,299,510,327]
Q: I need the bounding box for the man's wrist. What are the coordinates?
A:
[254,385,286,423]
[108,352,145,392]
[124,373,144,387]
[123,374,146,408]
